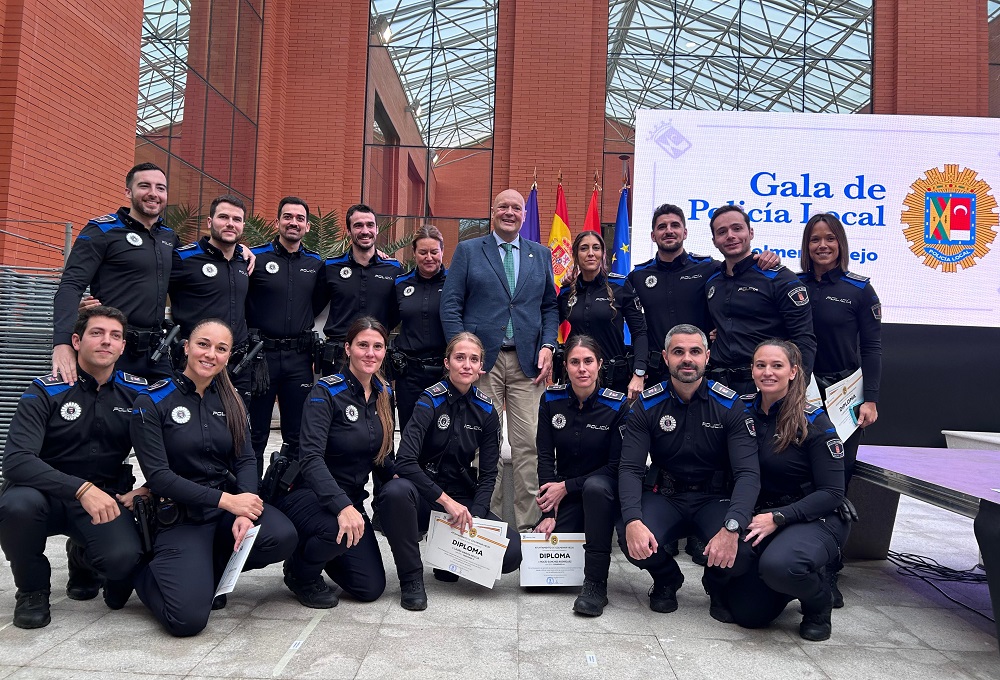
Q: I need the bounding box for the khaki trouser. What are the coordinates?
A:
[478,349,543,532]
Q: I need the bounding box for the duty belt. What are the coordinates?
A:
[262,333,313,353]
[126,326,162,353]
[707,366,753,382]
[757,493,804,510]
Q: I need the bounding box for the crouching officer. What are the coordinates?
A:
[247,197,326,476]
[534,335,627,617]
[618,324,759,622]
[0,306,147,629]
[380,332,522,610]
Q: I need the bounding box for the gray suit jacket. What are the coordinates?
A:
[441,234,559,375]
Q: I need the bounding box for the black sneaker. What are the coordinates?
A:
[648,578,679,613]
[572,579,609,617]
[707,587,734,623]
[66,539,101,601]
[399,578,427,611]
[212,594,227,610]
[685,535,708,567]
[102,579,133,610]
[799,608,832,641]
[13,589,51,629]
[284,573,338,609]
[432,568,459,583]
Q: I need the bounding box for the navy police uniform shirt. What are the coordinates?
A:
[706,255,817,376]
[131,373,257,510]
[394,379,499,518]
[537,384,628,519]
[798,267,882,402]
[170,236,250,346]
[558,272,649,369]
[752,396,845,523]
[393,267,447,357]
[2,369,147,499]
[619,378,760,529]
[624,252,717,352]
[53,207,179,344]
[298,371,396,513]
[321,250,403,341]
[247,238,327,339]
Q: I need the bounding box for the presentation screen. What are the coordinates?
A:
[631,110,1000,328]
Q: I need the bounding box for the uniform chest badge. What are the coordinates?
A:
[659,415,676,432]
[707,286,716,299]
[126,232,143,247]
[551,413,567,429]
[60,401,82,421]
[171,406,191,424]
[745,418,757,437]
[202,263,218,278]
[265,261,280,274]
[340,266,352,279]
[403,285,415,297]
[437,414,451,430]
[645,275,658,288]
[345,404,359,422]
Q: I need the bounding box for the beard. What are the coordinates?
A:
[669,361,705,384]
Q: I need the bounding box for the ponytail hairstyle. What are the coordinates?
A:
[753,339,807,453]
[186,318,247,456]
[564,231,616,321]
[344,316,395,464]
[563,334,604,389]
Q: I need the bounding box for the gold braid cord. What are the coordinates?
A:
[901,164,998,273]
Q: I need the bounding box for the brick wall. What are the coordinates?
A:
[0,0,142,267]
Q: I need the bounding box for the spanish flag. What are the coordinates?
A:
[549,182,573,343]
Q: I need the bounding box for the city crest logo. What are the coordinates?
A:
[901,164,997,272]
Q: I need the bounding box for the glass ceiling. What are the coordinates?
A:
[137,0,190,137]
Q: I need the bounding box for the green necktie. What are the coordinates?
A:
[502,242,515,339]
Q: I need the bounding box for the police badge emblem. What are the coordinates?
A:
[60,401,82,421]
[126,233,143,247]
[345,404,359,422]
[659,415,676,432]
[827,439,845,458]
[265,261,280,274]
[340,266,352,279]
[745,418,756,437]
[403,285,415,297]
[437,414,451,430]
[202,264,218,278]
[171,406,191,424]
[707,286,715,299]
[645,275,657,288]
[552,414,567,429]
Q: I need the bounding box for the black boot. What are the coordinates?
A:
[66,539,101,601]
[685,535,708,567]
[13,589,51,629]
[433,568,459,583]
[828,563,844,608]
[399,577,428,611]
[284,572,339,609]
[799,588,833,641]
[212,595,227,610]
[702,573,734,623]
[664,540,679,556]
[572,579,609,617]
[102,578,134,610]
[648,572,684,613]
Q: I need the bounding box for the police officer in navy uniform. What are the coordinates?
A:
[391,225,448,430]
[705,205,816,395]
[170,195,252,407]
[52,163,178,382]
[247,197,327,474]
[535,335,627,617]
[0,306,147,628]
[319,204,402,374]
[559,231,647,399]
[380,332,522,610]
[619,324,759,622]
[726,340,848,642]
[130,319,296,637]
[276,317,396,608]
[798,212,881,607]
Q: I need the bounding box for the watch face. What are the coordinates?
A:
[725,519,740,533]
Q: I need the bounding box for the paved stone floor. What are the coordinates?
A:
[1,429,996,679]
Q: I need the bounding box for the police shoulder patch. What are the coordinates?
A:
[176,243,198,251]
[320,374,344,386]
[546,383,568,392]
[710,382,737,400]
[739,393,757,403]
[607,272,625,280]
[425,381,448,397]
[827,439,845,459]
[36,374,68,386]
[844,271,870,283]
[91,214,117,223]
[146,378,171,391]
[641,383,665,399]
[804,403,822,415]
[598,387,626,402]
[472,386,493,405]
[119,372,148,386]
[689,252,714,263]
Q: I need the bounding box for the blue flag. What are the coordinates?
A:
[612,187,632,345]
[520,184,541,242]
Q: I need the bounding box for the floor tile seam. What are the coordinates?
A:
[18,607,115,667]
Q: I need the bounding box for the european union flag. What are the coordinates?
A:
[611,187,631,275]
[520,184,541,243]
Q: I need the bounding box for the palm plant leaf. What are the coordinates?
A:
[243,213,277,246]
[162,204,203,244]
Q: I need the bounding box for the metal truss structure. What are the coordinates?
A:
[137,0,191,137]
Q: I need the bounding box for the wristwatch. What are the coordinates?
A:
[772,511,787,527]
[634,368,646,377]
[724,518,741,533]
[541,343,555,352]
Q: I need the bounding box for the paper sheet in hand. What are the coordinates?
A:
[519,533,586,586]
[823,368,864,441]
[424,511,508,588]
[214,525,259,597]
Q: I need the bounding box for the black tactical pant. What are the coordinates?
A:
[249,347,314,477]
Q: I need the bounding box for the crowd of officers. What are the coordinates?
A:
[0,162,881,644]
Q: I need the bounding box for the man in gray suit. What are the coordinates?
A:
[441,188,559,532]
